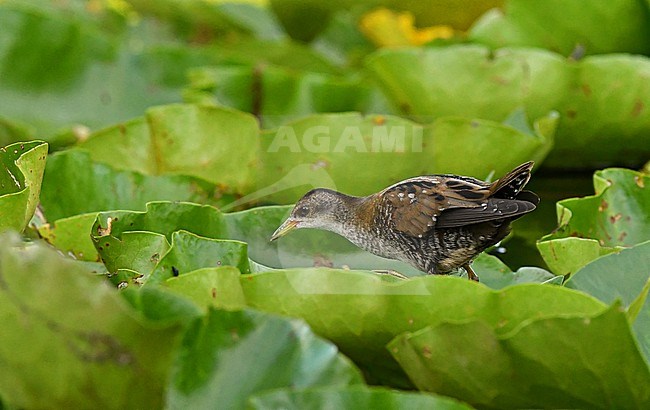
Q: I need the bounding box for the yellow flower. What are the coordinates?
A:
[359,8,454,47]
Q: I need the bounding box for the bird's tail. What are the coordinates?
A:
[490,161,534,199]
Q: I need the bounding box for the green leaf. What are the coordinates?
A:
[240,270,606,385]
[120,285,204,325]
[469,0,650,55]
[95,230,170,278]
[538,168,650,275]
[248,385,472,410]
[565,241,650,364]
[186,65,387,129]
[258,111,555,203]
[79,104,260,190]
[566,241,650,305]
[40,149,234,221]
[390,304,650,409]
[0,140,47,233]
[147,231,251,284]
[472,253,558,289]
[37,213,99,261]
[163,267,247,311]
[367,45,650,167]
[536,237,621,277]
[367,46,565,121]
[0,234,185,409]
[166,308,364,410]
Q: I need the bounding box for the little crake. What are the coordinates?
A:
[271,162,539,281]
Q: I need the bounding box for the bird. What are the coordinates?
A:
[270,162,539,281]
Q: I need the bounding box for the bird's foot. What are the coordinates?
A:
[462,264,479,282]
[372,270,409,280]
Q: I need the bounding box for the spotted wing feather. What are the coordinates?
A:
[382,176,492,237]
[435,197,537,228]
[382,162,535,238]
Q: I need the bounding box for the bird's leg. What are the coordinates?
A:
[463,263,479,282]
[372,270,409,280]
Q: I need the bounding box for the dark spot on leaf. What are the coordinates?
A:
[399,102,411,114]
[230,329,240,341]
[566,109,577,119]
[150,253,159,263]
[581,84,591,97]
[172,266,179,277]
[98,246,103,251]
[105,243,110,248]
[211,288,217,298]
[422,345,432,359]
[631,99,644,117]
[598,200,608,212]
[490,75,508,85]
[634,175,645,188]
[618,231,628,242]
[609,213,622,224]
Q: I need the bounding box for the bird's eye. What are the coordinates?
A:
[294,205,309,217]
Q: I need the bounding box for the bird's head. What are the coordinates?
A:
[270,188,353,241]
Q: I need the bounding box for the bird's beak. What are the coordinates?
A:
[270,218,299,241]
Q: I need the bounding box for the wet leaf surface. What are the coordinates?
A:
[0,141,47,232]
[390,304,650,409]
[538,168,650,275]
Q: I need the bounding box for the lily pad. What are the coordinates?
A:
[367,45,650,167]
[163,266,247,311]
[40,149,234,222]
[186,65,387,129]
[0,140,47,232]
[469,0,650,55]
[240,270,605,384]
[147,231,251,284]
[78,104,260,190]
[166,308,364,410]
[37,213,100,261]
[0,233,186,409]
[565,241,650,364]
[538,168,650,276]
[389,304,650,409]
